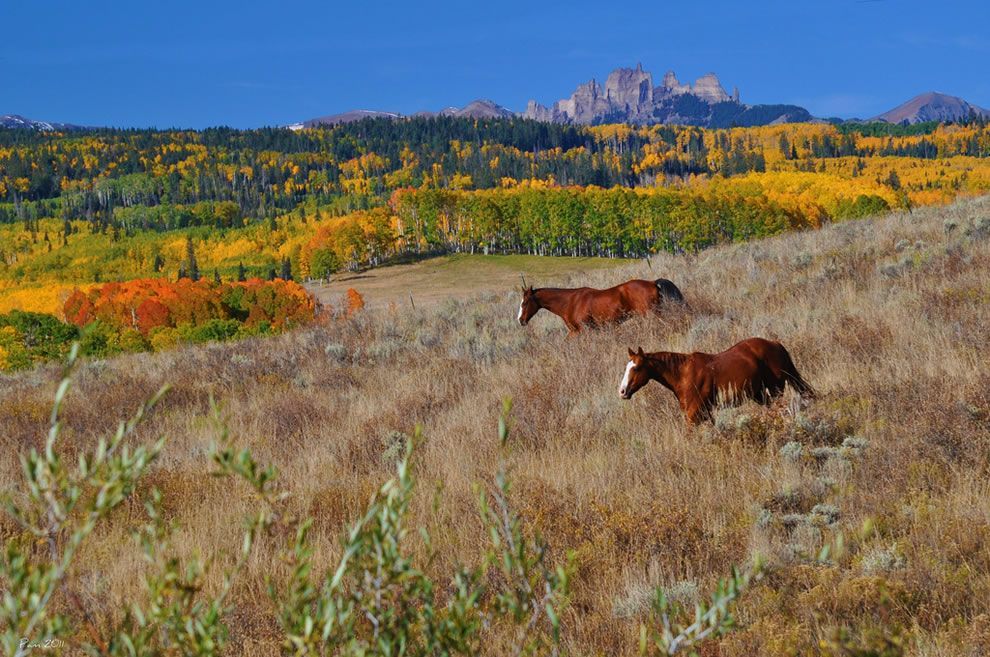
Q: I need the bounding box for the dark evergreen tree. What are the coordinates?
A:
[886,170,902,190]
[185,236,200,281]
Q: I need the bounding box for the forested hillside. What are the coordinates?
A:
[2,116,990,341]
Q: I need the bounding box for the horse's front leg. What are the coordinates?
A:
[679,387,712,426]
[684,404,707,426]
[677,393,702,426]
[565,313,589,335]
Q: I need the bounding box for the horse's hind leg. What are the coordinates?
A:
[775,351,815,398]
[764,381,786,403]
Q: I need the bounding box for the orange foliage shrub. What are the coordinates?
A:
[345,288,365,317]
[63,277,315,335]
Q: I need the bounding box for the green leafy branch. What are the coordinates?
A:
[1,344,167,656]
[93,400,287,656]
[639,559,764,656]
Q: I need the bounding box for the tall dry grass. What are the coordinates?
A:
[2,197,990,655]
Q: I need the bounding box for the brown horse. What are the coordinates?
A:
[517,279,685,334]
[618,338,814,424]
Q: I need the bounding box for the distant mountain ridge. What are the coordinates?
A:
[292,65,814,129]
[291,75,990,128]
[0,114,82,131]
[287,109,402,130]
[871,92,989,125]
[5,72,990,131]
[421,99,515,120]
[290,99,513,130]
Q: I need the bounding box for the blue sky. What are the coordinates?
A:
[2,0,988,128]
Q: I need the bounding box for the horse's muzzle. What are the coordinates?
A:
[619,389,631,400]
[519,318,528,326]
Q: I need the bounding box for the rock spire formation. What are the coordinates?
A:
[525,66,739,124]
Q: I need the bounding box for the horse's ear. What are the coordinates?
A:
[628,347,636,357]
[637,346,645,356]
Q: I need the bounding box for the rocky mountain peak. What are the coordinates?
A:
[605,66,654,111]
[691,73,731,104]
[521,64,813,127]
[525,65,748,125]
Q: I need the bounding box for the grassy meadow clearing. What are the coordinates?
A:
[2,197,990,655]
[307,252,630,310]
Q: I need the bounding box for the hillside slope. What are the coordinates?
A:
[2,198,990,654]
[873,91,989,124]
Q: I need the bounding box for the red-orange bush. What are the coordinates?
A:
[63,278,316,335]
[345,288,365,317]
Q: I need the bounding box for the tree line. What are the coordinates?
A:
[3,116,989,235]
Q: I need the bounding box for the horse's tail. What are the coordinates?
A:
[778,345,816,399]
[655,278,686,304]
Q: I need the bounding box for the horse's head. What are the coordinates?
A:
[517,286,539,326]
[619,347,650,399]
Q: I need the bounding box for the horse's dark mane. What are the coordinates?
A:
[645,351,687,370]
[533,287,581,307]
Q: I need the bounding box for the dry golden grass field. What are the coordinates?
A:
[3,197,990,655]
